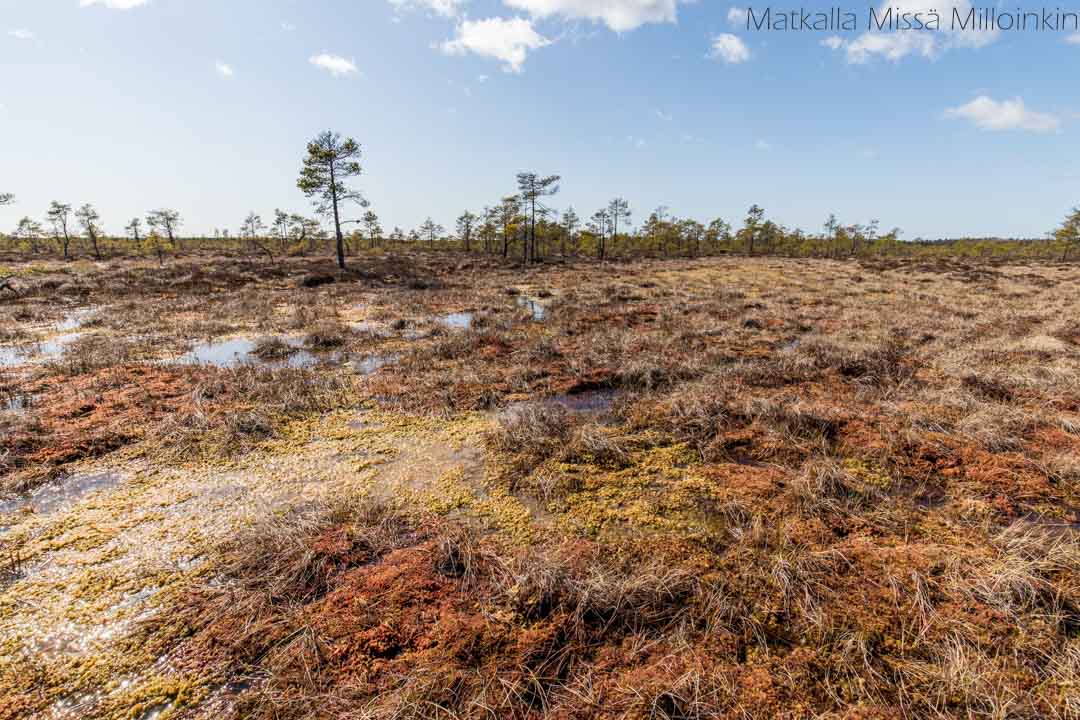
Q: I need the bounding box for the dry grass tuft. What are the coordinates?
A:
[251,336,297,360]
[303,320,351,349]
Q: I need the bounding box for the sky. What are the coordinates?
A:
[1,0,1078,239]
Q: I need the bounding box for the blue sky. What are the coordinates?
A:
[2,0,1078,239]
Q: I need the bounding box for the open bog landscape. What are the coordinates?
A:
[5,1,1080,716]
[1,251,1079,719]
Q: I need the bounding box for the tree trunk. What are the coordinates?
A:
[529,199,536,264]
[329,164,345,270]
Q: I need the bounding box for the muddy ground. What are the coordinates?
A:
[1,252,1078,719]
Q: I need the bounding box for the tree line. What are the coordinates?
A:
[3,132,1078,266]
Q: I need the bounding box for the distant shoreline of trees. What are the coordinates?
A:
[2,132,1077,265]
[1,209,1073,264]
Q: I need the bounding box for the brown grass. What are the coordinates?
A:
[3,251,1080,718]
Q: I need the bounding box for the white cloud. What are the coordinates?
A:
[820,35,844,50]
[8,29,34,40]
[440,17,550,73]
[655,109,672,121]
[708,33,750,63]
[828,1,998,64]
[215,61,234,77]
[388,0,466,17]
[945,96,1060,133]
[726,7,748,26]
[281,22,296,32]
[79,0,148,8]
[504,0,682,32]
[754,139,773,151]
[841,30,937,63]
[1067,33,1080,45]
[309,53,359,77]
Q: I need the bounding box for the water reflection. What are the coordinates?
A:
[439,312,474,330]
[178,337,322,368]
[516,296,547,321]
[0,471,124,518]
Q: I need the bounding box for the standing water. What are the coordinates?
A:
[0,471,125,519]
[177,337,324,368]
[439,312,475,330]
[516,296,548,321]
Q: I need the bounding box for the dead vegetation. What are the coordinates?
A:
[2,252,1080,718]
[130,495,1080,719]
[0,361,355,493]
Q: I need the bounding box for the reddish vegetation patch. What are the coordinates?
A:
[167,531,704,718]
[1028,426,1080,453]
[147,506,1078,719]
[1,365,209,490]
[698,463,788,506]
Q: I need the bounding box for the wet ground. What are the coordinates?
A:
[0,409,496,719]
[2,393,32,413]
[498,388,621,422]
[2,254,1079,719]
[0,309,95,367]
[0,332,82,367]
[177,337,322,369]
[0,471,125,519]
[439,311,474,330]
[516,295,547,321]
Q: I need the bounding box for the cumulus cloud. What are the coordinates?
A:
[440,17,551,73]
[388,0,466,17]
[79,0,148,8]
[820,35,844,50]
[309,53,359,77]
[841,30,937,63]
[727,7,748,26]
[503,0,682,32]
[945,96,1060,133]
[8,29,34,40]
[708,33,750,63]
[215,61,234,77]
[827,0,998,63]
